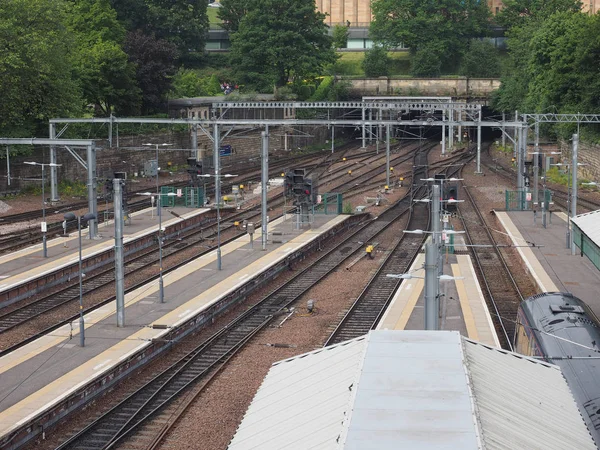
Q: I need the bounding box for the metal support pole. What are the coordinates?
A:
[424,242,438,330]
[502,113,506,149]
[458,110,462,143]
[86,145,98,239]
[448,107,454,151]
[441,110,446,156]
[476,109,482,173]
[191,124,198,158]
[533,121,540,204]
[213,124,222,270]
[513,110,518,157]
[361,106,366,148]
[5,146,9,186]
[331,124,334,154]
[78,218,85,347]
[114,178,125,324]
[108,114,113,148]
[49,123,59,201]
[42,165,47,258]
[517,126,524,192]
[386,124,390,188]
[158,190,165,302]
[369,109,373,144]
[261,130,269,250]
[571,134,578,255]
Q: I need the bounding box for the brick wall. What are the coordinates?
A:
[0,126,339,193]
[344,77,500,98]
[558,139,600,182]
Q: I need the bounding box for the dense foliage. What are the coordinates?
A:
[492,2,600,139]
[362,46,391,77]
[370,0,490,74]
[229,0,336,90]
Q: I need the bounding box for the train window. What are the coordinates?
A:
[549,319,564,325]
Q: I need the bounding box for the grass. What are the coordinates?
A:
[333,51,411,77]
[207,7,222,24]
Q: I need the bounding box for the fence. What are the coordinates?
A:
[160,186,204,208]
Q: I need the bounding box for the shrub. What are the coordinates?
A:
[362,46,390,77]
[332,25,349,49]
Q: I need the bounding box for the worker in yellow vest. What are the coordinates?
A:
[366,244,374,259]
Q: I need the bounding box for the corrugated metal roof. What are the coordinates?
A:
[339,331,481,450]
[463,339,597,450]
[228,331,597,449]
[228,336,367,450]
[572,209,600,248]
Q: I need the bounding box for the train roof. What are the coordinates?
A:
[521,292,600,444]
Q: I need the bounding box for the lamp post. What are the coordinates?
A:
[200,173,238,271]
[24,161,62,258]
[552,162,584,249]
[141,192,176,303]
[143,143,173,216]
[528,151,561,205]
[63,211,97,347]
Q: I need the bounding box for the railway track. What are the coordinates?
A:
[54,145,435,450]
[457,183,524,350]
[0,151,331,254]
[324,150,475,345]
[0,142,430,355]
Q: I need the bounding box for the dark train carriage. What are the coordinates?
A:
[515,292,600,445]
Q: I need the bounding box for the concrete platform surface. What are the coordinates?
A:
[377,249,498,347]
[496,211,600,317]
[0,206,209,295]
[0,213,348,440]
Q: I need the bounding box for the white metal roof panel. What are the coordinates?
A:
[340,330,480,450]
[463,339,597,450]
[572,209,600,247]
[228,336,367,450]
[229,330,596,450]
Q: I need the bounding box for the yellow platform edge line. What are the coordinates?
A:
[451,263,479,341]
[494,211,558,293]
[0,215,348,436]
[0,208,210,289]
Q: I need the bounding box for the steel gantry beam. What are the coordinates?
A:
[210,101,481,112]
[527,114,600,123]
[0,138,99,239]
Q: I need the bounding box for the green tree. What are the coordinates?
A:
[459,40,501,78]
[0,0,82,136]
[110,0,208,60]
[493,10,600,139]
[66,0,140,116]
[145,0,208,57]
[410,44,443,77]
[124,30,178,114]
[218,0,254,33]
[362,46,391,77]
[496,0,581,27]
[370,0,490,70]
[229,0,336,90]
[332,24,350,49]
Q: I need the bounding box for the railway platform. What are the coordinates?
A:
[377,247,500,348]
[0,206,211,306]
[496,211,600,316]
[0,212,351,449]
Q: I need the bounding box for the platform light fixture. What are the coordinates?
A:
[200,173,238,271]
[142,143,173,216]
[140,192,176,303]
[24,161,62,258]
[63,211,97,347]
[551,162,586,250]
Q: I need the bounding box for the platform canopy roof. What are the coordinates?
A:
[572,209,600,248]
[228,330,596,450]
